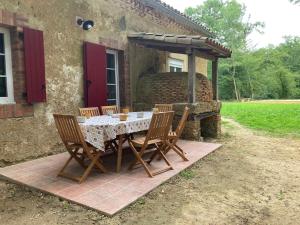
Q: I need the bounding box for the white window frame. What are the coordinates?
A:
[0,27,14,104]
[106,49,119,107]
[168,58,184,72]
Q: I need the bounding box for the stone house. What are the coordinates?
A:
[0,0,230,163]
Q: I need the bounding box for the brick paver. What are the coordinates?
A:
[0,140,221,216]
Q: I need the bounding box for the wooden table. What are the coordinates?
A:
[79,112,152,172]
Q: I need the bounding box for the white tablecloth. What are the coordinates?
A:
[79,112,152,151]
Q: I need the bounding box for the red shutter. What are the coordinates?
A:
[83,42,107,107]
[23,27,46,103]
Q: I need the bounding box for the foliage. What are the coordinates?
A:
[221,102,300,136]
[179,169,195,179]
[234,37,300,100]
[185,0,264,50]
[185,0,300,100]
[289,0,300,4]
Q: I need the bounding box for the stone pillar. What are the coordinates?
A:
[188,49,196,103]
[173,117,202,141]
[212,59,218,101]
[173,102,222,141]
[201,114,221,138]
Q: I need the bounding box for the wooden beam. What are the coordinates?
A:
[188,49,196,103]
[194,49,217,61]
[129,39,221,56]
[212,59,218,100]
[130,39,189,52]
[143,45,186,54]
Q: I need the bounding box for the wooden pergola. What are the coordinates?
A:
[128,32,231,103]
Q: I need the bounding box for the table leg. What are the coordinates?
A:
[116,134,123,172]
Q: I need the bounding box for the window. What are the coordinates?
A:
[0,27,14,104]
[106,50,119,106]
[168,58,183,72]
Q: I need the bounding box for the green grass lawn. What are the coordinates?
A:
[221,102,300,137]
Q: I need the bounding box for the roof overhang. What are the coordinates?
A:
[128,32,231,60]
[141,0,214,37]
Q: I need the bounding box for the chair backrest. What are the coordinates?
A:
[175,107,190,138]
[79,107,100,117]
[101,105,118,115]
[53,114,86,146]
[145,111,174,143]
[154,104,173,112]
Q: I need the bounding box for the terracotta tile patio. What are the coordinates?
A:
[0,140,221,216]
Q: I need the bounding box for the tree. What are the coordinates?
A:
[239,39,300,99]
[185,0,300,100]
[185,0,264,100]
[289,0,300,4]
[279,36,300,72]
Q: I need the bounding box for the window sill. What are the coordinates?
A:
[0,101,16,105]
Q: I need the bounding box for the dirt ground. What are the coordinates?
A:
[0,118,299,225]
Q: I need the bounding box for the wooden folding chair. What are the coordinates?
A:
[128,111,174,177]
[154,104,173,112]
[53,114,107,183]
[79,107,100,117]
[163,107,190,161]
[101,105,118,115]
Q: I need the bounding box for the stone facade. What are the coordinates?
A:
[172,103,222,140]
[0,0,212,163]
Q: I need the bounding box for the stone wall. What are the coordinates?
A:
[0,0,208,163]
[134,72,213,110]
[172,103,222,141]
[201,114,221,138]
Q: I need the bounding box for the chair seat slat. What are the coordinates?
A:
[101,105,118,115]
[154,104,173,112]
[79,107,100,117]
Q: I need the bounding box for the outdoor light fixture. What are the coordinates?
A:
[76,17,94,30]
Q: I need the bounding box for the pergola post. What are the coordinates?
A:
[188,49,196,103]
[212,59,218,101]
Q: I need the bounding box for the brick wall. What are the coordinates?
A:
[0,10,33,119]
[134,72,213,110]
[133,72,222,141]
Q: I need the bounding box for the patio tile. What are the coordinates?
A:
[15,172,46,184]
[56,183,96,199]
[126,179,158,193]
[106,189,144,212]
[0,140,221,216]
[92,197,125,215]
[74,190,111,207]
[30,176,57,188]
[91,180,129,195]
[40,179,74,194]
